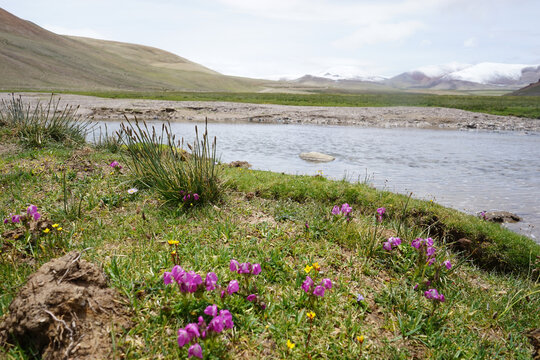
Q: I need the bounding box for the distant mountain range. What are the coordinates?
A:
[298,63,540,91]
[1,7,538,94]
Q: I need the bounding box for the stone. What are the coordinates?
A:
[299,152,335,163]
[483,211,522,223]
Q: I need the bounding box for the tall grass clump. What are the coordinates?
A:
[120,118,221,206]
[92,123,122,153]
[0,94,92,147]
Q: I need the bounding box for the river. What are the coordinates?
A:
[91,121,540,242]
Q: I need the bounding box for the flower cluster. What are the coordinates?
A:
[376,207,386,222]
[411,237,437,265]
[163,265,218,293]
[177,304,234,359]
[382,236,401,251]
[424,288,445,302]
[230,259,261,275]
[302,276,332,297]
[228,259,264,306]
[180,191,200,204]
[332,203,352,221]
[4,205,41,224]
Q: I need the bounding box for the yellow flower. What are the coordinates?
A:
[287,340,295,350]
[312,262,320,271]
[57,227,63,231]
[171,250,177,255]
[304,265,313,274]
[306,311,316,320]
[168,240,179,245]
[356,335,364,343]
[43,228,50,234]
[52,224,59,228]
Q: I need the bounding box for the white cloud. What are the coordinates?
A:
[463,37,477,47]
[333,21,425,48]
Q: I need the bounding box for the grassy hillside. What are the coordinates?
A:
[0,8,265,92]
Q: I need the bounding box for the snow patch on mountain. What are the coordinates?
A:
[315,66,387,82]
[445,63,537,84]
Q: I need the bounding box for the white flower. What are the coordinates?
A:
[127,188,138,194]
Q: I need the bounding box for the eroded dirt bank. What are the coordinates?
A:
[2,92,539,132]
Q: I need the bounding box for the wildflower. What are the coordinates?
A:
[252,263,262,275]
[247,294,257,302]
[305,221,309,230]
[168,240,180,245]
[320,278,332,290]
[383,237,401,251]
[313,285,325,297]
[357,335,365,343]
[238,262,251,274]
[177,328,190,347]
[301,276,314,293]
[209,315,225,333]
[304,265,313,274]
[27,205,38,215]
[220,309,234,329]
[127,188,138,194]
[227,280,239,295]
[312,262,320,271]
[341,203,352,215]
[57,227,62,231]
[193,193,199,201]
[331,205,340,215]
[204,304,218,317]
[205,272,218,291]
[188,343,203,359]
[443,260,452,270]
[52,224,59,228]
[171,250,177,255]
[424,288,445,302]
[109,161,122,169]
[356,294,365,302]
[163,271,174,285]
[3,217,8,224]
[185,323,200,339]
[287,340,295,350]
[377,207,386,216]
[43,228,50,234]
[11,215,21,223]
[306,311,316,320]
[229,259,239,272]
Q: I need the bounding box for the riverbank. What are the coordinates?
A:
[1,131,539,358]
[2,92,540,132]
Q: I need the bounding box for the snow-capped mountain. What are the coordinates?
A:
[295,63,540,90]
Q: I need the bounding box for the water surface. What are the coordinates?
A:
[92,121,540,242]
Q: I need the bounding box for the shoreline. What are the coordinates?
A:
[2,92,540,132]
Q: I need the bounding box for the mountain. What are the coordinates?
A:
[509,79,540,96]
[0,8,264,92]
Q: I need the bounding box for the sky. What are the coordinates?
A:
[2,0,540,80]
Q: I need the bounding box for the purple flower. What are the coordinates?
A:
[321,278,332,290]
[443,260,452,270]
[356,294,365,302]
[331,205,340,215]
[413,284,419,290]
[220,310,234,329]
[163,271,174,285]
[424,288,445,302]
[109,161,122,169]
[376,207,386,216]
[382,241,392,251]
[171,265,185,282]
[251,263,262,275]
[426,238,434,247]
[247,294,257,302]
[32,212,41,221]
[341,203,352,215]
[209,315,225,333]
[384,237,401,251]
[188,343,203,359]
[11,214,21,223]
[427,258,436,266]
[411,238,423,249]
[198,316,206,329]
[193,193,199,201]
[177,328,190,347]
[185,323,200,340]
[227,280,239,295]
[301,276,314,293]
[27,205,38,215]
[313,285,325,297]
[238,262,251,274]
[185,272,203,293]
[204,304,218,317]
[229,259,239,272]
[426,246,436,257]
[305,221,309,230]
[205,272,218,291]
[3,218,8,224]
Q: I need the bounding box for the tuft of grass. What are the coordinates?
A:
[0,93,92,147]
[119,118,221,206]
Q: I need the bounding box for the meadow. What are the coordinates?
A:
[0,96,539,359]
[66,90,540,119]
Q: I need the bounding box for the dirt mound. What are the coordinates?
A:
[0,251,132,359]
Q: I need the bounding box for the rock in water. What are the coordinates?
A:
[299,152,335,163]
[483,211,522,223]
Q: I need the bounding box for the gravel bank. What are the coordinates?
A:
[3,92,540,132]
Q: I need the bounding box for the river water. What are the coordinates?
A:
[91,121,540,242]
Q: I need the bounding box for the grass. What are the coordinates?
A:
[1,134,539,359]
[58,90,540,119]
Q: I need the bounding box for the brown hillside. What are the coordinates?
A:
[509,80,540,96]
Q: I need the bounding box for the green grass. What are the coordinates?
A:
[1,139,539,359]
[59,90,540,119]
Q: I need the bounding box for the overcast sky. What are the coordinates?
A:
[2,0,540,79]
